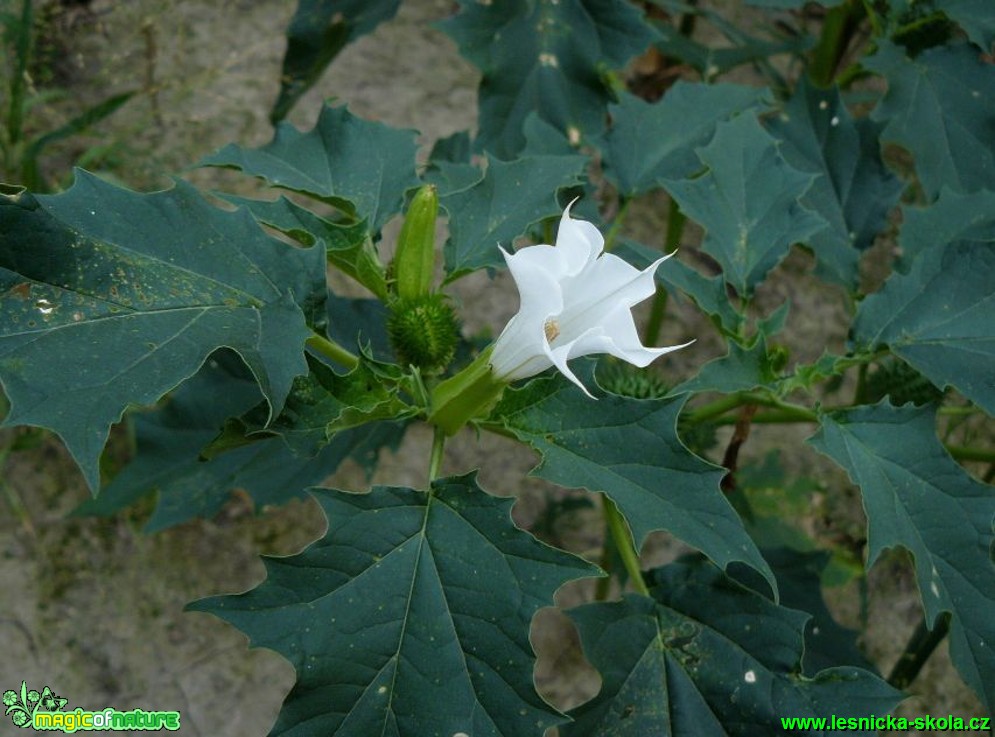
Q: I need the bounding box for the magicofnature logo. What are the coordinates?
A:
[3,681,180,732]
[3,681,67,728]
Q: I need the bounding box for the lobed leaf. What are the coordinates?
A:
[495,371,776,593]
[441,154,586,280]
[897,187,995,271]
[271,0,401,123]
[853,240,995,415]
[190,473,598,737]
[602,84,765,197]
[942,0,995,53]
[438,0,657,159]
[202,104,419,232]
[564,558,900,736]
[767,80,903,289]
[0,173,324,492]
[866,41,995,200]
[74,353,405,531]
[671,335,779,396]
[648,18,812,80]
[810,403,995,713]
[760,548,874,677]
[219,192,388,299]
[662,114,824,296]
[210,354,415,458]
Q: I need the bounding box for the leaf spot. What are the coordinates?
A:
[744,670,757,684]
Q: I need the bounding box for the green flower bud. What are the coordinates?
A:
[767,343,790,375]
[393,184,439,299]
[387,294,459,373]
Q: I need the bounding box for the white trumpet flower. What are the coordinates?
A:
[489,202,692,396]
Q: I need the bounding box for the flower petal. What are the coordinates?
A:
[556,200,604,275]
[558,252,674,344]
[488,201,693,395]
[596,304,695,367]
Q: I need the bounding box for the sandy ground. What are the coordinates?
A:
[0,0,985,734]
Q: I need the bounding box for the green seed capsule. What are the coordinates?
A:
[393,184,439,300]
[387,294,459,373]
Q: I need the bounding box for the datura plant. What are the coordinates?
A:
[2,0,995,735]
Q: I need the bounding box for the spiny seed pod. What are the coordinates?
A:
[387,294,459,373]
[393,184,439,300]
[596,361,669,399]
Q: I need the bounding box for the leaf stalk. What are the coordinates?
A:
[603,497,649,597]
[306,332,360,370]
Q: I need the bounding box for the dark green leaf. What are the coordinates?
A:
[649,19,812,80]
[767,80,903,289]
[326,293,393,361]
[441,154,586,280]
[898,187,995,270]
[271,0,401,123]
[0,174,324,492]
[810,403,995,713]
[202,104,419,232]
[663,114,824,296]
[218,192,387,299]
[866,41,995,199]
[213,354,414,458]
[760,548,874,677]
[603,85,765,197]
[75,353,405,531]
[564,559,900,737]
[496,372,776,592]
[942,0,995,52]
[853,240,995,414]
[190,474,598,737]
[439,0,657,158]
[671,335,779,395]
[423,131,482,197]
[521,112,580,157]
[615,240,743,336]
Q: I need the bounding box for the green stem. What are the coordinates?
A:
[642,198,685,346]
[712,409,815,425]
[808,0,865,87]
[428,426,446,482]
[603,198,630,252]
[594,517,614,601]
[834,61,868,89]
[853,362,869,405]
[603,497,649,597]
[664,197,686,254]
[686,392,818,425]
[678,0,698,37]
[306,332,359,370]
[642,290,668,348]
[686,393,753,425]
[888,614,950,690]
[7,0,32,147]
[946,445,995,464]
[860,0,883,37]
